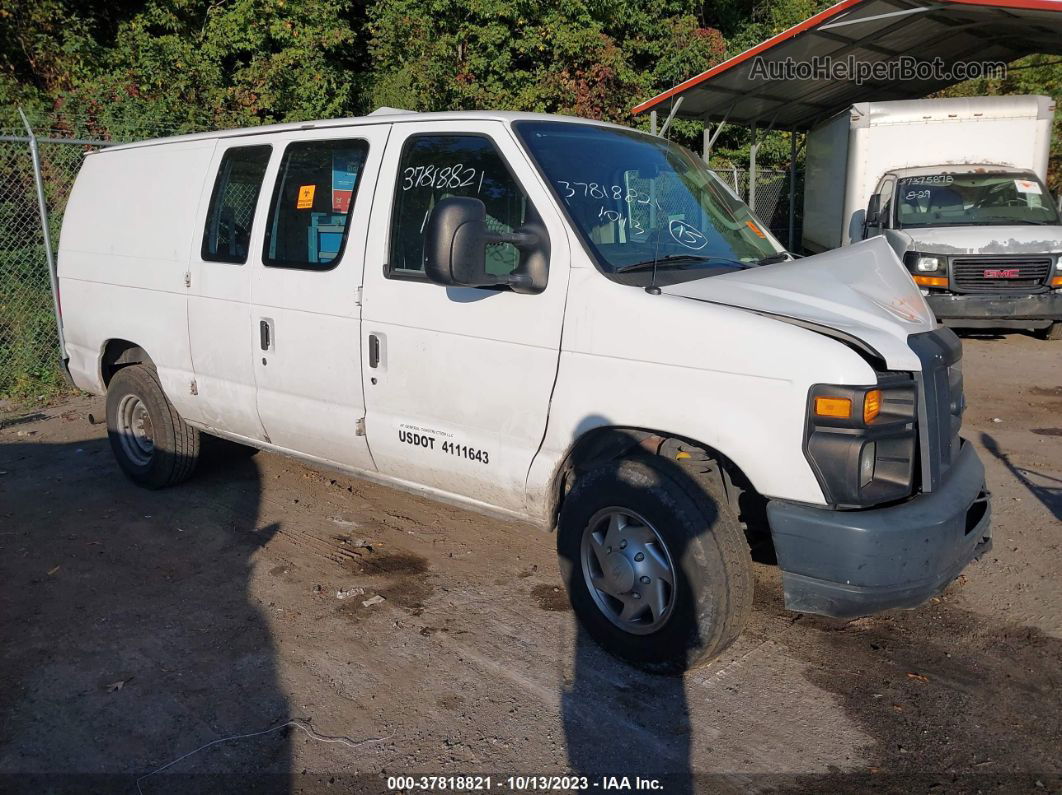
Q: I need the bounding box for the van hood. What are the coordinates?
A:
[893,225,1062,256]
[661,237,932,371]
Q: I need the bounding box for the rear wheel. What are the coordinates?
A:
[557,455,753,673]
[106,365,200,488]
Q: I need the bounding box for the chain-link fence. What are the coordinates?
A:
[0,130,110,401]
[711,168,791,239]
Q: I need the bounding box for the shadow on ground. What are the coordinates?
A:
[981,432,1062,521]
[767,585,1062,793]
[0,435,290,792]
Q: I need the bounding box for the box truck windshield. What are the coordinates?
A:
[896,172,1060,229]
[514,121,783,286]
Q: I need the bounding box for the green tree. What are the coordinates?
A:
[364,0,725,132]
[1,0,369,137]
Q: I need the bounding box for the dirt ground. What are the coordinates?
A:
[0,332,1059,793]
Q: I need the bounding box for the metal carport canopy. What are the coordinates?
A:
[632,0,1062,130]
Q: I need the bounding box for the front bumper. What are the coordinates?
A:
[926,291,1062,329]
[766,441,991,618]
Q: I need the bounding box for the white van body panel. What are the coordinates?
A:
[524,262,876,514]
[360,120,572,513]
[58,109,949,525]
[802,95,1055,253]
[246,125,390,471]
[663,238,934,371]
[185,138,263,438]
[884,222,1062,264]
[59,138,216,417]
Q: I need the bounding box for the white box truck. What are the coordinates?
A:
[803,95,1062,338]
[57,110,991,671]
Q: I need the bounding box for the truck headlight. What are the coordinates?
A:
[903,252,946,274]
[805,379,917,508]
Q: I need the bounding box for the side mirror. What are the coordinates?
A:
[424,197,549,294]
[865,194,881,227]
[862,193,881,240]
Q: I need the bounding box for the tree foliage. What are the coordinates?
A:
[0,0,1058,172]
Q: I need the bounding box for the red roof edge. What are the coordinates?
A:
[630,0,1062,116]
[631,0,866,116]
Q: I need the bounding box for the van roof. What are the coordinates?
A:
[854,95,1055,128]
[886,164,1037,179]
[91,110,632,155]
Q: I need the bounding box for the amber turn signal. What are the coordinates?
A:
[745,220,767,239]
[1051,276,1062,288]
[814,396,852,419]
[863,389,882,424]
[913,275,948,288]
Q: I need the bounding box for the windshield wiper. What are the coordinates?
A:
[981,218,1054,226]
[616,254,749,273]
[757,252,790,265]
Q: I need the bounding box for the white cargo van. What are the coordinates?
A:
[803,96,1062,338]
[58,110,991,671]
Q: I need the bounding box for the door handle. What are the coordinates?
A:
[260,319,272,351]
[368,334,380,368]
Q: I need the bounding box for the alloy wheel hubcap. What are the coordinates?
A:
[580,508,677,635]
[116,393,154,467]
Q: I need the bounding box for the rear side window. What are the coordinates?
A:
[388,135,529,278]
[201,145,272,263]
[263,139,370,269]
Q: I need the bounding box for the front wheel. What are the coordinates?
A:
[106,364,200,488]
[557,456,753,673]
[1038,322,1062,341]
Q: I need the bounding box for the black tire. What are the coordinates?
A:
[106,364,200,488]
[557,455,753,674]
[1038,322,1062,341]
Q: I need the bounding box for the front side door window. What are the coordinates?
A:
[388,135,530,279]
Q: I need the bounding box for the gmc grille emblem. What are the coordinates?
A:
[983,268,1020,279]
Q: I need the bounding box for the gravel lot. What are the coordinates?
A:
[0,333,1059,793]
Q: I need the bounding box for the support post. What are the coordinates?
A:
[650,110,658,136]
[748,124,759,218]
[788,129,798,251]
[658,96,684,138]
[703,103,736,165]
[703,126,711,164]
[18,108,66,360]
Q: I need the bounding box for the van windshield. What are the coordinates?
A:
[513,121,784,286]
[895,172,1060,229]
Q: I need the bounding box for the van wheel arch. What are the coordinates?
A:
[101,340,155,386]
[550,426,771,556]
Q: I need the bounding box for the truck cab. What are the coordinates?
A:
[58,110,993,672]
[864,165,1062,338]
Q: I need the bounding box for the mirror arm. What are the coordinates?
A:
[485,230,538,249]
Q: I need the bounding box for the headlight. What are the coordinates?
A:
[804,379,917,508]
[916,255,942,272]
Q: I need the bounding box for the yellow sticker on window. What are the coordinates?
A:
[296,184,316,209]
[745,219,766,239]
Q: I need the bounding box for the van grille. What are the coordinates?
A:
[951,257,1052,294]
